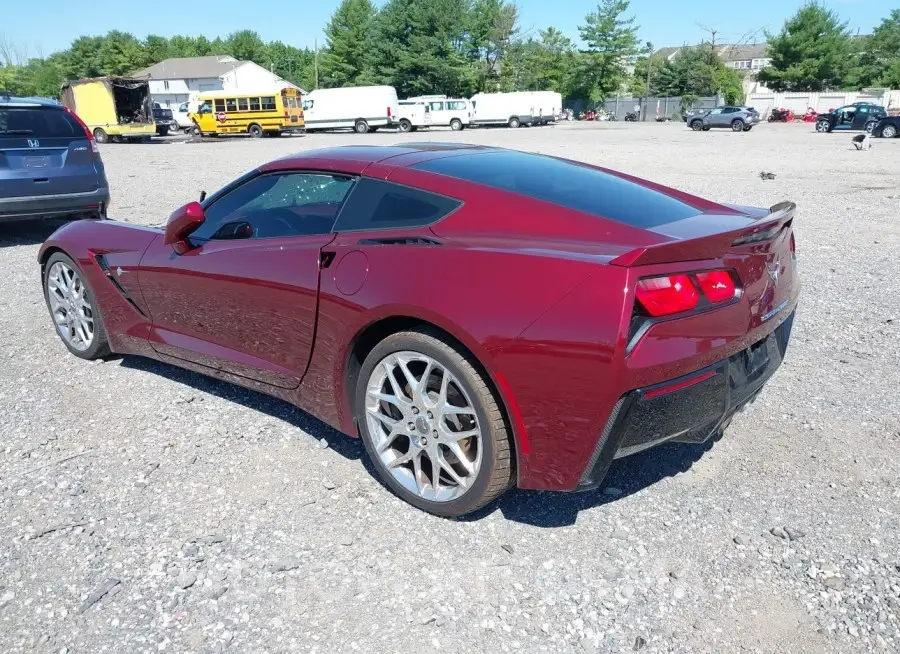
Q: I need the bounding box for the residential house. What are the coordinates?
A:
[133,55,304,110]
[653,43,772,94]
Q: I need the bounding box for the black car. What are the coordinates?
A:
[872,115,900,138]
[815,103,888,134]
[1,93,110,224]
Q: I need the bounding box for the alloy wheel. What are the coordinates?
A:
[365,351,482,502]
[883,125,897,138]
[46,261,94,351]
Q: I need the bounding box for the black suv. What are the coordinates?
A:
[1,93,110,223]
[815,103,888,134]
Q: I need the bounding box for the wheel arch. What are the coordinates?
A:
[343,314,523,483]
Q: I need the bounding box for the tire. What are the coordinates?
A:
[690,120,703,131]
[399,119,412,133]
[865,121,877,134]
[354,119,369,134]
[882,124,898,138]
[508,117,520,129]
[156,126,169,136]
[93,128,108,143]
[191,125,201,137]
[743,125,753,131]
[731,119,745,132]
[42,252,111,361]
[248,124,263,138]
[355,328,514,517]
[816,119,832,133]
[450,118,463,131]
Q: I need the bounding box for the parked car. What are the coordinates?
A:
[815,103,887,134]
[59,77,156,143]
[872,115,900,138]
[469,92,534,128]
[38,143,799,516]
[301,86,399,133]
[152,103,176,136]
[407,96,471,130]
[686,106,761,132]
[1,94,109,223]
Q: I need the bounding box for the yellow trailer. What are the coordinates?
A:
[59,77,157,143]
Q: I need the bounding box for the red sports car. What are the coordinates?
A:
[39,144,799,516]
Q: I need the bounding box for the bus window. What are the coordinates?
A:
[225,98,237,112]
[238,98,248,111]
[249,97,260,111]
[262,97,276,111]
[214,99,225,112]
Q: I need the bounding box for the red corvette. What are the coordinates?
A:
[39,144,799,516]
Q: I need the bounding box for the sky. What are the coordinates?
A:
[2,0,894,61]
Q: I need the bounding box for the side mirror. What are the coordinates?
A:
[199,190,207,202]
[164,201,205,254]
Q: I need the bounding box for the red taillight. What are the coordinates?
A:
[635,274,698,317]
[694,270,736,303]
[387,106,391,118]
[64,106,99,153]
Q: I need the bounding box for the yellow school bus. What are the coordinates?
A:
[190,87,305,138]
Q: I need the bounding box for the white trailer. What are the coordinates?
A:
[469,92,534,128]
[301,85,400,133]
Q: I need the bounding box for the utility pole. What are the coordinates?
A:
[643,41,653,121]
[314,39,319,89]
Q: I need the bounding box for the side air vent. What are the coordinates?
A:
[93,254,148,318]
[357,237,441,246]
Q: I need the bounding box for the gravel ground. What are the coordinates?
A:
[1,122,899,654]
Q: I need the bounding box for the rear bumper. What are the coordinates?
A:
[0,187,110,223]
[576,308,796,490]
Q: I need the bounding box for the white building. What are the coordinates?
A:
[133,55,305,109]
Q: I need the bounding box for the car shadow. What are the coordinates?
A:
[117,354,716,527]
[0,218,71,249]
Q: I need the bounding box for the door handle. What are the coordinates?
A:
[320,251,336,269]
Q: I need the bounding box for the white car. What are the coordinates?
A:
[408,96,471,130]
[302,86,400,133]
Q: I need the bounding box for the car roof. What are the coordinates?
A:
[268,143,495,168]
[0,95,62,108]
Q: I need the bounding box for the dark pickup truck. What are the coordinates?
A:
[152,102,176,136]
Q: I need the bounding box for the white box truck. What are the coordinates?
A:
[530,91,563,124]
[469,92,534,128]
[301,86,400,133]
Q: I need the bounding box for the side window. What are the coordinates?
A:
[249,97,261,111]
[261,96,276,111]
[708,108,723,115]
[214,99,225,112]
[722,107,738,114]
[333,178,462,232]
[225,98,237,112]
[178,102,189,112]
[237,98,248,111]
[192,173,356,241]
[302,99,314,110]
[857,106,869,114]
[429,102,444,111]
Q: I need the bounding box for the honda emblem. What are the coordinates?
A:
[27,139,40,148]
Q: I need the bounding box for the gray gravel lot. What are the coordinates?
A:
[1,122,899,654]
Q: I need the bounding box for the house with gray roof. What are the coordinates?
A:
[133,55,304,110]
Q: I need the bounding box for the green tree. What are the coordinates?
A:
[224,30,267,62]
[855,10,900,88]
[653,45,744,103]
[97,31,146,75]
[320,0,377,88]
[64,36,104,78]
[577,0,640,101]
[371,0,475,97]
[758,2,856,91]
[469,0,518,91]
[267,41,316,91]
[143,35,171,66]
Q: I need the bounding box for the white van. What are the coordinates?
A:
[530,91,563,124]
[470,92,534,128]
[397,101,431,132]
[408,96,471,130]
[301,86,400,133]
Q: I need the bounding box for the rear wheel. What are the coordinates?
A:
[743,125,753,131]
[865,120,877,134]
[690,120,703,131]
[399,119,412,132]
[882,124,898,138]
[450,118,462,131]
[43,252,110,361]
[93,128,108,143]
[508,117,520,128]
[248,124,263,138]
[356,328,514,517]
[354,119,369,134]
[731,119,745,132]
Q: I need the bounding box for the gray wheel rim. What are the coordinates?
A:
[365,351,483,502]
[46,261,94,351]
[817,121,828,132]
[883,125,897,138]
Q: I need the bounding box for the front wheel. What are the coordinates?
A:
[354,119,369,134]
[690,120,703,131]
[743,125,753,131]
[43,252,110,360]
[865,121,877,134]
[356,329,513,517]
[450,118,462,131]
[731,119,745,132]
[191,125,201,137]
[816,120,832,133]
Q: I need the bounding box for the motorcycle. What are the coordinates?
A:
[767,107,795,122]
[624,112,638,122]
[802,108,818,123]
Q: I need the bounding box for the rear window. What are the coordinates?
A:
[412,151,699,228]
[333,178,461,232]
[0,107,81,139]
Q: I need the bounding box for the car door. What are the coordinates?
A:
[851,105,870,130]
[137,171,356,388]
[704,108,724,127]
[428,101,447,125]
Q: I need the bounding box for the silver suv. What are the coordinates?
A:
[686,106,760,132]
[1,94,109,223]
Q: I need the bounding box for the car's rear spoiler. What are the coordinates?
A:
[609,201,796,267]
